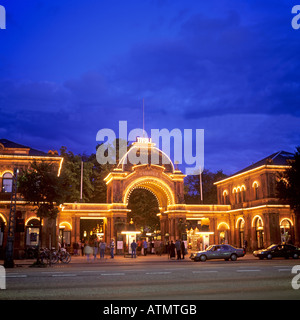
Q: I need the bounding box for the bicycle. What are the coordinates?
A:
[51,248,71,264]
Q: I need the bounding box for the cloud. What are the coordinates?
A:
[0,0,299,174]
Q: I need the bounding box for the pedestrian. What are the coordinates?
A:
[243,239,248,254]
[99,240,106,259]
[110,239,115,258]
[166,241,170,259]
[170,240,176,259]
[84,242,93,262]
[93,238,98,261]
[143,240,148,256]
[181,240,186,259]
[131,240,137,258]
[159,241,163,256]
[81,239,85,256]
[175,239,181,260]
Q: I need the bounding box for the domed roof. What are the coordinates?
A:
[117,138,174,173]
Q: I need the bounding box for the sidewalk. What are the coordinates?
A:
[0,253,256,267]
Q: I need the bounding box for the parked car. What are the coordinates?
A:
[253,244,300,260]
[190,244,245,262]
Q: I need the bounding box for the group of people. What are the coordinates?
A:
[83,238,115,262]
[167,239,187,260]
[80,238,187,261]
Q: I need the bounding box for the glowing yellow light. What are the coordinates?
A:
[280,218,293,227]
[251,215,264,228]
[59,221,72,230]
[57,157,64,177]
[25,216,40,226]
[235,217,245,228]
[0,213,7,224]
[252,181,259,188]
[217,222,230,230]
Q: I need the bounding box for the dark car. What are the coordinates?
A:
[253,244,300,260]
[190,244,245,262]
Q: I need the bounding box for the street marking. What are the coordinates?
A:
[100,273,125,276]
[6,274,27,278]
[237,269,261,272]
[146,272,171,275]
[52,274,76,277]
[278,269,291,272]
[192,270,218,273]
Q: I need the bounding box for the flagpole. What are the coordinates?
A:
[80,160,83,202]
[199,165,203,204]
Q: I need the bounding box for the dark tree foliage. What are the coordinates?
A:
[277,146,300,214]
[184,169,228,204]
[127,189,160,233]
[18,160,63,219]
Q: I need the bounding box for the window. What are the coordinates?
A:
[252,181,259,200]
[2,172,13,193]
[222,190,229,204]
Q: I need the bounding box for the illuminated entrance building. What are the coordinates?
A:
[59,140,298,253]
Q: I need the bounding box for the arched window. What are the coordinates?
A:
[25,218,40,247]
[237,187,242,203]
[252,181,259,200]
[2,172,13,193]
[236,218,245,248]
[253,215,264,249]
[222,190,229,204]
[217,222,230,244]
[241,185,246,202]
[280,219,293,243]
[233,188,238,204]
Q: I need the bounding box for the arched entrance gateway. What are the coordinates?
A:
[58,139,298,254]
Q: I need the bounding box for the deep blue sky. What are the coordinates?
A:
[0,0,299,175]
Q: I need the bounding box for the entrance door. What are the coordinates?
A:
[80,218,105,242]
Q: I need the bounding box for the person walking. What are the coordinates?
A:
[131,240,137,258]
[143,240,148,256]
[170,240,176,259]
[166,241,170,259]
[175,239,181,260]
[93,238,98,261]
[81,239,85,256]
[110,239,115,259]
[84,241,93,262]
[99,240,106,259]
[181,240,186,259]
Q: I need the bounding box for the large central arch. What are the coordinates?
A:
[104,139,186,208]
[123,176,176,208]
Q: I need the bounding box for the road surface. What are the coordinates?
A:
[0,255,300,300]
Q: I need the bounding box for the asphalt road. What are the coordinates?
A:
[1,255,300,300]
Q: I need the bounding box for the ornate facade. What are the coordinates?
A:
[0,139,63,258]
[58,141,298,253]
[0,138,298,258]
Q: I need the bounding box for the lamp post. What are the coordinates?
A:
[4,168,18,268]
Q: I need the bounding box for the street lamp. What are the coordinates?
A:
[4,168,19,268]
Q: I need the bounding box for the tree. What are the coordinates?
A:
[184,169,228,204]
[59,146,94,203]
[18,160,64,264]
[127,189,160,233]
[277,147,300,242]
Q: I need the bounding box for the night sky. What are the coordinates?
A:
[0,0,299,175]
